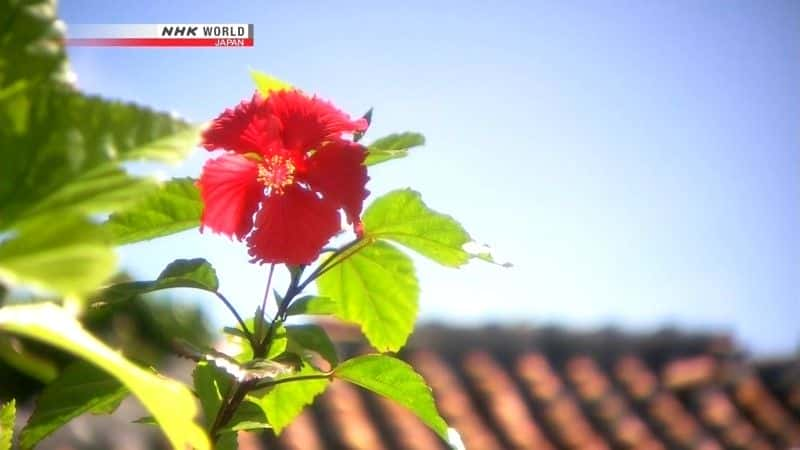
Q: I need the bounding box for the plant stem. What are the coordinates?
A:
[209,372,333,443]
[209,239,366,445]
[209,379,254,441]
[253,372,332,390]
[254,264,276,344]
[258,275,299,357]
[296,238,366,292]
[214,291,254,346]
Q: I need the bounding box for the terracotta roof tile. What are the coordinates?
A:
[516,353,611,450]
[662,355,717,389]
[411,350,503,450]
[696,387,776,450]
[255,325,799,450]
[320,380,388,450]
[733,373,800,447]
[277,411,323,450]
[615,355,725,449]
[462,350,555,450]
[564,356,664,449]
[374,395,446,450]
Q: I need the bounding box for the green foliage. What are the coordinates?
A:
[0,38,196,298]
[0,303,209,450]
[0,399,14,450]
[223,401,268,434]
[23,165,156,219]
[285,295,337,316]
[0,0,68,88]
[363,188,471,267]
[266,324,288,360]
[123,125,201,163]
[0,0,197,299]
[193,362,231,428]
[98,258,218,302]
[0,291,214,404]
[224,327,255,364]
[0,88,195,230]
[250,70,292,97]
[335,354,447,440]
[0,216,116,296]
[1,4,465,445]
[0,335,59,384]
[286,324,339,366]
[365,132,425,166]
[317,241,418,352]
[19,361,128,450]
[103,178,203,245]
[252,362,329,434]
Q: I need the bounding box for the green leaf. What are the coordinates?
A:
[285,295,337,316]
[252,362,329,434]
[222,400,269,434]
[363,189,471,267]
[250,70,292,97]
[223,318,255,363]
[316,241,418,352]
[21,165,156,221]
[214,433,237,450]
[0,399,14,450]
[0,216,116,296]
[103,178,202,245]
[19,361,128,450]
[0,0,68,88]
[0,303,209,450]
[0,336,59,383]
[123,125,200,163]
[335,354,447,440]
[0,89,192,229]
[98,258,218,303]
[364,132,425,166]
[193,362,232,428]
[286,324,338,366]
[266,324,288,360]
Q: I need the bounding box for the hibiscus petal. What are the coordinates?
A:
[197,154,263,240]
[302,140,369,225]
[266,89,367,153]
[247,186,341,265]
[201,94,269,154]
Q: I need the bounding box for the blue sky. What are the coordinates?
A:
[60,1,799,355]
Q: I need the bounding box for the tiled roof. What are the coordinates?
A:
[260,323,800,450]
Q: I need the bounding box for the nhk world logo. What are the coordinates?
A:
[67,24,254,47]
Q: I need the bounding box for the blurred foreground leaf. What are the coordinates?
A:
[0,89,194,230]
[0,303,209,450]
[103,178,202,245]
[0,399,14,450]
[19,361,128,450]
[0,216,115,296]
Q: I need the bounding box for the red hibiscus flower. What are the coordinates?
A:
[198,89,369,265]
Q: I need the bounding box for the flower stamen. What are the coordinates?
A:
[257,155,296,193]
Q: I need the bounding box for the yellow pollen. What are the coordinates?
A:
[257,155,296,192]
